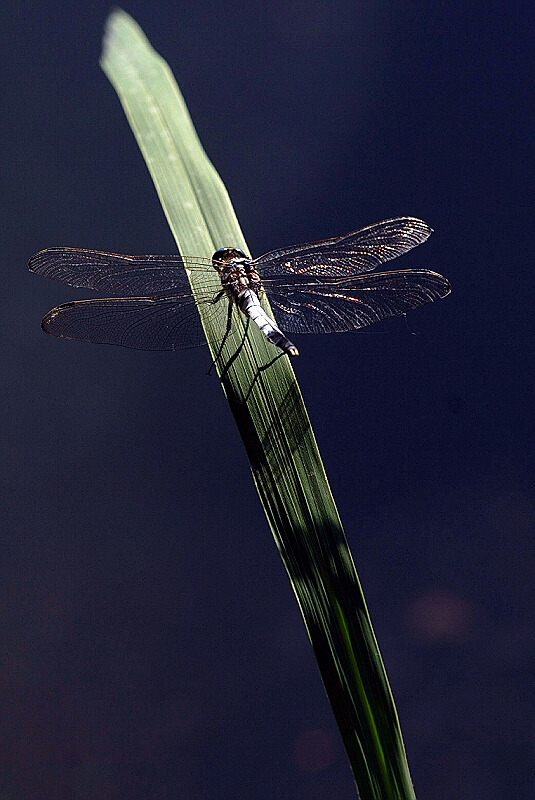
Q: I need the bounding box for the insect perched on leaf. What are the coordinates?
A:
[29,217,450,359]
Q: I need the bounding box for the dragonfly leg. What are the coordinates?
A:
[210,289,226,304]
[218,317,252,381]
[207,300,234,375]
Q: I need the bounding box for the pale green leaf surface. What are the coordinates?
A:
[101,10,417,799]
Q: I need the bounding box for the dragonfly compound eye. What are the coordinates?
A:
[212,247,248,269]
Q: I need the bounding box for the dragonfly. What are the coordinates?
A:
[29,217,450,359]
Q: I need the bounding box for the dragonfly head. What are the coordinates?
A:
[212,247,248,272]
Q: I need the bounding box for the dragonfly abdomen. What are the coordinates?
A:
[238,289,299,357]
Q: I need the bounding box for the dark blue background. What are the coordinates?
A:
[2,2,533,798]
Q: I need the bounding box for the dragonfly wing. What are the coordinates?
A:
[256,217,433,278]
[29,248,214,295]
[41,293,222,351]
[265,269,451,334]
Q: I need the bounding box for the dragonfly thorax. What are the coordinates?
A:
[212,248,262,297]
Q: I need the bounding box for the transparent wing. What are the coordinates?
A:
[264,269,451,334]
[41,292,225,351]
[256,217,432,278]
[29,247,214,295]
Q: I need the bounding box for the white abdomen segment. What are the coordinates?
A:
[238,289,299,356]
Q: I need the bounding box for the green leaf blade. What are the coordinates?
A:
[101,10,417,799]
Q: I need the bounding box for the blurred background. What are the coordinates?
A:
[1,1,533,798]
